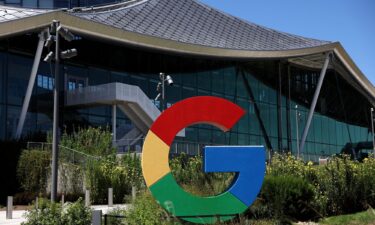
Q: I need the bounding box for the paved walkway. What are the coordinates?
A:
[0,210,26,225]
[0,204,130,225]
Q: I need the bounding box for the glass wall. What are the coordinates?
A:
[0,44,370,161]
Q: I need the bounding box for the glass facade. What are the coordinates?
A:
[0,35,372,161]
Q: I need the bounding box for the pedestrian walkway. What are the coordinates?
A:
[0,210,26,225]
[0,204,130,225]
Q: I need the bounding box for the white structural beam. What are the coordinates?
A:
[15,29,47,139]
[299,52,331,155]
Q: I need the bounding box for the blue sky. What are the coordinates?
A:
[200,0,375,85]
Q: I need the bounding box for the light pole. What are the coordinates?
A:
[295,105,301,159]
[371,108,375,158]
[44,20,77,202]
[155,72,174,111]
[51,20,60,203]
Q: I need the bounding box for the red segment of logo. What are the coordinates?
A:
[150,96,246,146]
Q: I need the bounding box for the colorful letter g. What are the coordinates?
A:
[142,96,265,224]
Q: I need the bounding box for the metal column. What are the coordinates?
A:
[51,20,60,202]
[15,30,47,139]
[295,105,300,158]
[240,69,273,151]
[299,53,331,155]
[286,64,292,152]
[277,62,283,152]
[112,104,117,143]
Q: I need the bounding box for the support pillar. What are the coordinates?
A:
[299,53,331,155]
[239,69,273,151]
[286,64,292,152]
[108,188,113,207]
[277,62,283,152]
[15,29,47,139]
[112,104,117,143]
[51,20,61,203]
[6,196,13,220]
[85,189,90,207]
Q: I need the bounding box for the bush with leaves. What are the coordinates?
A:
[125,191,177,225]
[50,127,143,203]
[22,198,91,225]
[58,126,115,157]
[316,156,368,216]
[85,153,143,204]
[268,153,318,184]
[255,175,316,221]
[170,153,234,196]
[17,149,51,194]
[106,207,128,225]
[61,198,92,225]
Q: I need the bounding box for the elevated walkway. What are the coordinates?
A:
[66,82,184,148]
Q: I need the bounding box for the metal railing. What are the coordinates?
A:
[27,141,328,163]
[27,142,113,166]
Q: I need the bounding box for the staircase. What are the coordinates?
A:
[66,82,184,149]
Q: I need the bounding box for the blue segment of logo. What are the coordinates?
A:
[203,146,266,206]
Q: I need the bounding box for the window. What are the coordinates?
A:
[23,0,37,7]
[66,76,87,91]
[5,0,21,3]
[37,74,54,90]
[197,71,211,90]
[211,70,224,94]
[0,53,4,104]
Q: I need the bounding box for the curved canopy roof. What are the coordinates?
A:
[0,0,373,104]
[73,0,331,51]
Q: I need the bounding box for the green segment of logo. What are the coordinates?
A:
[149,173,248,224]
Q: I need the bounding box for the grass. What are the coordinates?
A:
[320,209,375,225]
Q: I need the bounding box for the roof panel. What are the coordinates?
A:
[72,0,331,51]
[0,7,49,23]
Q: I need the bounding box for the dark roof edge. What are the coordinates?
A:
[0,11,58,38]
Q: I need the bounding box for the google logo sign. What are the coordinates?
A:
[142,96,266,224]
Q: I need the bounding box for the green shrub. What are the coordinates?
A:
[316,156,365,216]
[266,153,375,219]
[61,198,92,225]
[106,207,127,225]
[58,127,115,157]
[257,175,316,221]
[85,153,143,204]
[357,157,375,208]
[268,153,318,184]
[125,191,176,225]
[170,153,234,196]
[22,198,62,225]
[22,198,91,225]
[48,127,143,204]
[17,149,51,193]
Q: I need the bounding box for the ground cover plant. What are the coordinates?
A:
[319,209,375,225]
